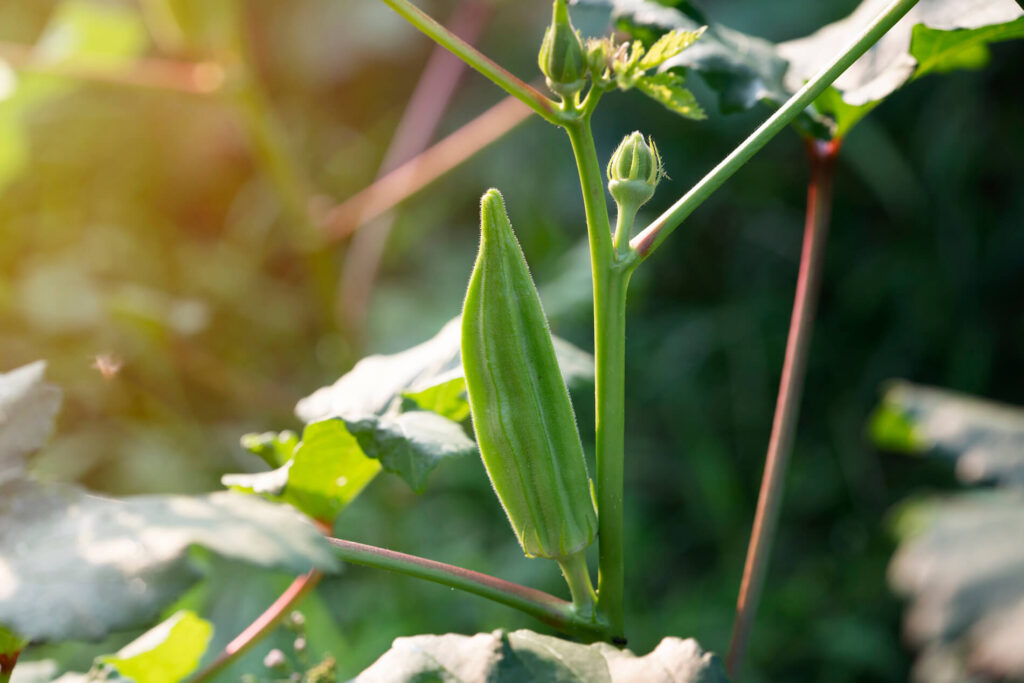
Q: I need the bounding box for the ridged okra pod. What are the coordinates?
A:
[462,190,598,591]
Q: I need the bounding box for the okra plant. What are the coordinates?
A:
[2,0,1022,681]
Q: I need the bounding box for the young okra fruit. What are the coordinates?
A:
[461,189,598,613]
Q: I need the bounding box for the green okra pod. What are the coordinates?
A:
[461,189,598,565]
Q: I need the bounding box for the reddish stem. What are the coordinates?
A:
[0,41,225,94]
[1,650,19,682]
[321,95,529,243]
[189,570,322,682]
[725,138,841,679]
[190,521,331,682]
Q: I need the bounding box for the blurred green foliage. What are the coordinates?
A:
[2,0,1022,681]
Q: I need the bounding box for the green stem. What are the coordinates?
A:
[630,0,918,260]
[327,538,609,640]
[592,267,631,643]
[557,551,598,621]
[232,76,338,331]
[565,117,614,268]
[564,109,631,643]
[378,0,561,125]
[725,138,841,679]
[612,203,640,257]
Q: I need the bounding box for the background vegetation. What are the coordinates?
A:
[2,0,1022,680]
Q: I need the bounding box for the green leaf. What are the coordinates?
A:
[0,479,339,642]
[342,411,477,493]
[637,28,705,71]
[226,410,471,516]
[402,376,470,423]
[874,383,1024,679]
[597,1,792,113]
[873,381,1024,485]
[354,629,728,682]
[100,611,212,683]
[595,0,1024,138]
[285,420,382,521]
[635,71,705,119]
[910,17,1024,75]
[777,0,1023,136]
[240,430,299,468]
[225,419,381,524]
[0,362,62,483]
[296,317,593,424]
[889,491,1024,680]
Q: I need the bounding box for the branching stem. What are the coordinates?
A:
[379,0,561,124]
[725,138,841,679]
[630,0,918,259]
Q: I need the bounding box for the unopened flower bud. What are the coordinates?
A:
[607,131,663,210]
[538,0,587,98]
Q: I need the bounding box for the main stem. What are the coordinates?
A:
[725,138,840,678]
[593,267,630,642]
[565,112,628,642]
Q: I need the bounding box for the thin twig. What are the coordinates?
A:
[321,94,530,242]
[327,537,609,640]
[189,570,322,682]
[337,0,492,333]
[0,41,225,94]
[726,138,841,679]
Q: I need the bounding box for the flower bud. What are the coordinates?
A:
[585,37,612,84]
[538,0,587,98]
[607,131,662,210]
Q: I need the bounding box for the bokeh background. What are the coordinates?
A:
[2,0,1022,680]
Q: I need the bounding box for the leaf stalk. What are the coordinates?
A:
[630,0,918,259]
[378,0,562,124]
[327,538,610,640]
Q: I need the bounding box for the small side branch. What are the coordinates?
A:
[328,537,609,640]
[321,95,531,242]
[378,0,559,124]
[190,570,323,683]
